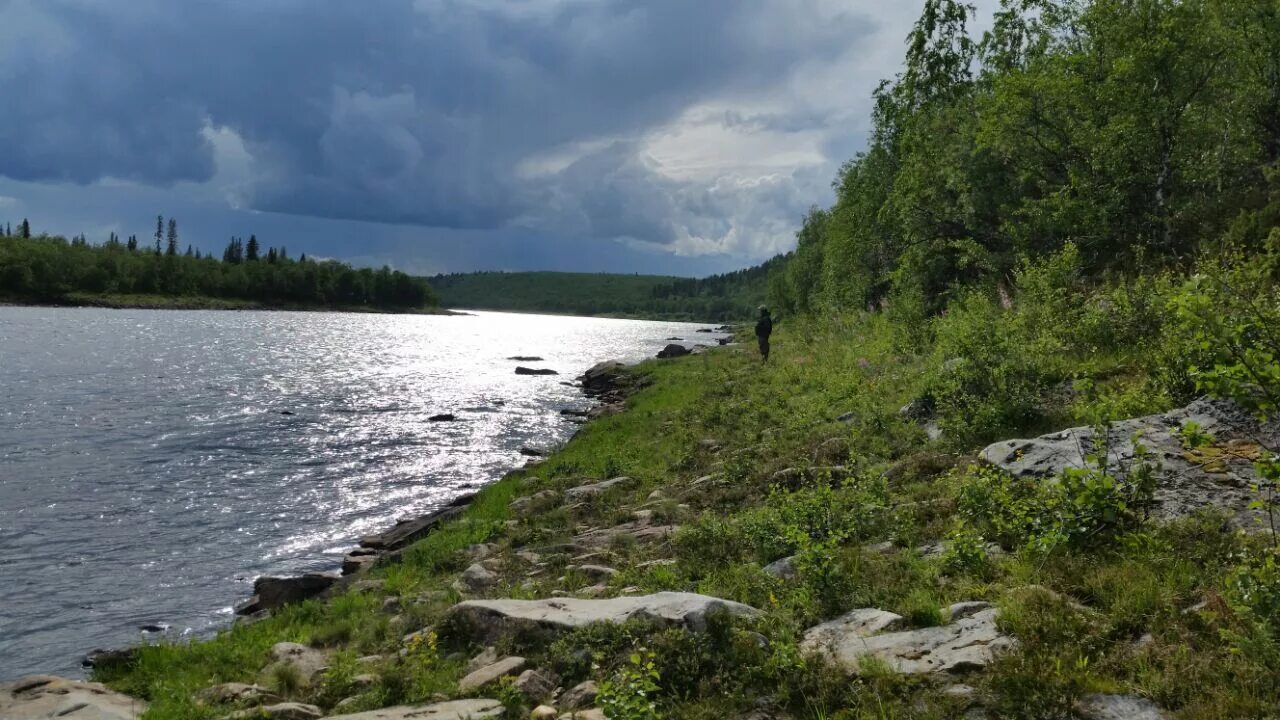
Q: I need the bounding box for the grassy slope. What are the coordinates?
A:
[98,314,1277,719]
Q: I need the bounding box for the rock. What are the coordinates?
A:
[259,643,328,688]
[899,396,936,422]
[196,682,281,706]
[1077,694,1167,720]
[572,523,678,549]
[0,675,147,720]
[560,408,590,418]
[516,366,559,376]
[333,697,363,713]
[837,411,856,423]
[457,656,528,692]
[513,668,558,703]
[696,328,714,333]
[454,563,500,593]
[656,343,691,359]
[510,490,561,515]
[558,709,606,720]
[980,398,1280,526]
[429,413,458,422]
[718,337,732,345]
[509,356,545,362]
[580,361,628,398]
[326,699,505,719]
[561,680,599,710]
[381,596,403,614]
[226,702,323,720]
[811,437,849,465]
[564,476,636,501]
[82,646,138,670]
[343,548,381,575]
[445,592,760,643]
[138,622,168,633]
[531,706,558,719]
[519,447,546,457]
[468,647,499,672]
[568,564,618,581]
[360,501,470,551]
[237,572,341,615]
[803,604,1013,675]
[763,556,798,580]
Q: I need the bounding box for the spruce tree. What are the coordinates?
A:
[185,244,193,257]
[166,218,178,256]
[246,234,260,262]
[20,218,30,238]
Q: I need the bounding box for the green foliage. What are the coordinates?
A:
[597,651,662,720]
[0,232,435,310]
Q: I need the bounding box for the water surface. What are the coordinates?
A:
[0,307,720,679]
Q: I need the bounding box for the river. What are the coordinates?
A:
[0,307,722,679]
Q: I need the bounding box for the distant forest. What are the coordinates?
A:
[0,217,437,311]
[427,257,783,321]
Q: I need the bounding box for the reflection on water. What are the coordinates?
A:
[0,307,721,679]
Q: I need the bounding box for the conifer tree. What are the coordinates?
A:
[20,218,30,239]
[154,215,163,255]
[166,218,178,256]
[127,235,138,252]
[185,244,193,257]
[246,234,260,262]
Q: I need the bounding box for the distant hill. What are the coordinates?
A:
[427,257,783,322]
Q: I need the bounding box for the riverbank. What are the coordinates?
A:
[30,311,1280,719]
[0,293,456,314]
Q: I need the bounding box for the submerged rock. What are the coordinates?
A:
[802,603,1012,675]
[515,366,559,376]
[0,675,147,720]
[981,398,1280,526]
[428,413,458,422]
[508,356,545,362]
[444,592,760,642]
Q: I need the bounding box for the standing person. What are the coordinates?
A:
[754,306,773,362]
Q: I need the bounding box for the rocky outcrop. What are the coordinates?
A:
[445,592,760,642]
[580,362,628,397]
[802,602,1013,675]
[326,699,505,719]
[195,682,281,706]
[515,366,559,376]
[0,676,147,720]
[1077,694,1167,720]
[258,642,328,688]
[513,668,558,703]
[236,573,340,615]
[763,556,798,581]
[453,563,500,594]
[225,702,322,720]
[457,656,528,692]
[981,398,1280,526]
[561,680,599,710]
[360,497,473,552]
[563,476,636,501]
[656,343,691,359]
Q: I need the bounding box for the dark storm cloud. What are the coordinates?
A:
[0,0,894,256]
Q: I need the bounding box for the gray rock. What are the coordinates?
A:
[531,706,558,720]
[467,646,499,672]
[568,564,618,582]
[558,711,606,720]
[564,477,636,501]
[327,699,505,719]
[343,548,381,575]
[237,572,341,615]
[510,490,561,515]
[453,563,500,594]
[561,680,599,710]
[657,343,691,359]
[803,606,1013,675]
[516,366,559,376]
[360,502,469,551]
[981,398,1279,526]
[446,592,760,642]
[763,556,798,581]
[1077,694,1167,720]
[800,608,905,655]
[226,702,322,720]
[513,668,558,703]
[0,675,147,720]
[457,656,528,692]
[259,643,328,688]
[196,682,281,706]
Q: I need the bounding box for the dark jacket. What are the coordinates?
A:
[755,315,773,339]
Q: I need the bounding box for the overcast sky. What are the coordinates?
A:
[0,0,997,276]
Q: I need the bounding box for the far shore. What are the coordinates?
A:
[0,293,464,315]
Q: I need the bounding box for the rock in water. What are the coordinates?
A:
[579,361,628,397]
[515,366,559,376]
[236,573,340,615]
[802,603,1013,675]
[428,413,457,422]
[444,592,760,643]
[1,675,147,719]
[326,700,505,719]
[656,343,691,359]
[981,397,1280,526]
[508,356,545,361]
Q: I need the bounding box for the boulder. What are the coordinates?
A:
[656,343,691,359]
[453,563,500,594]
[519,447,546,457]
[81,647,138,670]
[580,361,628,397]
[564,476,636,501]
[802,603,1012,675]
[981,398,1280,526]
[259,643,328,688]
[531,707,558,719]
[445,592,760,642]
[343,548,381,575]
[510,490,561,515]
[515,367,559,376]
[428,413,458,422]
[568,564,618,582]
[763,556,798,581]
[236,572,341,615]
[457,656,528,692]
[1077,694,1167,720]
[0,675,147,720]
[561,680,599,709]
[327,699,505,719]
[226,702,322,720]
[559,709,606,720]
[513,668,558,703]
[196,682,281,706]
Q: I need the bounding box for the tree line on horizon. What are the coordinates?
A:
[0,217,437,310]
[766,0,1280,320]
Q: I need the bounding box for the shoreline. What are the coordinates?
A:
[0,294,462,315]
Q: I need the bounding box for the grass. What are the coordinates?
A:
[96,287,1280,718]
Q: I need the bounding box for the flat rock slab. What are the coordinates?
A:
[361,505,468,551]
[1077,694,1167,720]
[447,592,760,642]
[804,604,1013,675]
[196,682,281,706]
[457,656,527,692]
[0,675,147,719]
[564,477,636,501]
[226,702,322,720]
[981,398,1279,526]
[328,699,505,719]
